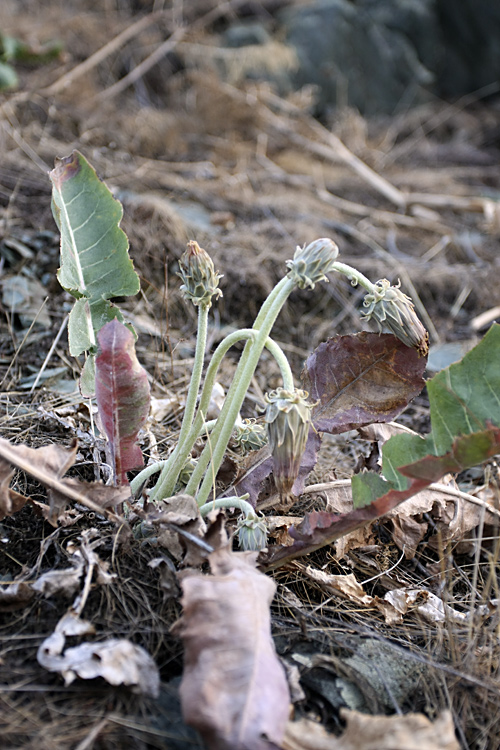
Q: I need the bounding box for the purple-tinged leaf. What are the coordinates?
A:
[95,319,150,485]
[230,430,322,507]
[259,422,500,571]
[302,332,427,434]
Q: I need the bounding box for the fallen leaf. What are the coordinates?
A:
[283,710,459,750]
[145,493,208,565]
[178,546,290,749]
[38,633,159,697]
[0,436,129,525]
[32,563,84,598]
[384,587,500,624]
[0,581,35,612]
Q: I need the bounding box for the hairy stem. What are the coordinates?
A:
[331,261,376,293]
[189,276,296,505]
[198,495,254,519]
[148,303,209,501]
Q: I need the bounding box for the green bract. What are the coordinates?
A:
[265,388,313,498]
[237,511,268,551]
[286,237,339,289]
[361,279,429,356]
[178,240,223,308]
[233,419,268,454]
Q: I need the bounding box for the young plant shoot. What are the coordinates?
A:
[50,151,430,552]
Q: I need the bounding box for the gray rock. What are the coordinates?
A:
[436,0,500,97]
[282,0,436,115]
[222,22,272,48]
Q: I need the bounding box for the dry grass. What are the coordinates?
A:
[0,1,500,747]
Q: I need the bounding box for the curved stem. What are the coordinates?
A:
[331,261,376,293]
[149,328,256,501]
[191,277,296,505]
[264,337,294,391]
[130,459,168,496]
[198,495,254,518]
[147,303,208,502]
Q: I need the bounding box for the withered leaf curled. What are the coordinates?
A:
[178,546,290,750]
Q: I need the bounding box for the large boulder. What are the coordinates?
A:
[282,0,438,115]
[436,0,500,97]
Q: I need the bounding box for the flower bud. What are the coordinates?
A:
[286,238,339,289]
[178,240,222,307]
[265,388,313,498]
[233,419,268,454]
[361,279,429,356]
[237,511,268,551]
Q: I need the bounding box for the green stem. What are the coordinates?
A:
[331,261,376,293]
[148,304,209,502]
[198,495,254,518]
[190,276,296,505]
[177,304,210,451]
[130,459,168,496]
[146,325,293,502]
[264,337,294,391]
[148,328,255,501]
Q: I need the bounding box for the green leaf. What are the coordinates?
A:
[354,323,500,504]
[0,61,18,91]
[260,324,500,570]
[50,151,140,359]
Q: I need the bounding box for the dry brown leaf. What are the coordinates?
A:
[178,546,290,750]
[297,566,401,625]
[303,568,373,608]
[38,631,159,697]
[283,710,459,750]
[384,587,500,624]
[0,581,35,612]
[358,422,421,446]
[148,556,179,598]
[32,563,84,598]
[146,493,208,565]
[314,479,495,559]
[0,437,129,525]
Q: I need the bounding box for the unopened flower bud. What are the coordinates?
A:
[286,238,339,289]
[265,388,313,498]
[237,511,268,551]
[178,240,222,307]
[233,419,268,454]
[361,279,429,356]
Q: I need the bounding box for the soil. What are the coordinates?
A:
[1,2,500,749]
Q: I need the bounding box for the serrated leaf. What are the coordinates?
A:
[50,150,140,359]
[95,319,151,485]
[302,332,427,434]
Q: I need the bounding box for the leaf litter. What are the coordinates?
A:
[1,2,500,748]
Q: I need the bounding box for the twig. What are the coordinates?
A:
[90,0,250,104]
[91,25,187,104]
[29,314,68,394]
[257,87,407,209]
[41,12,167,97]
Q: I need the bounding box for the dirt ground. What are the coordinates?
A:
[1,2,500,749]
